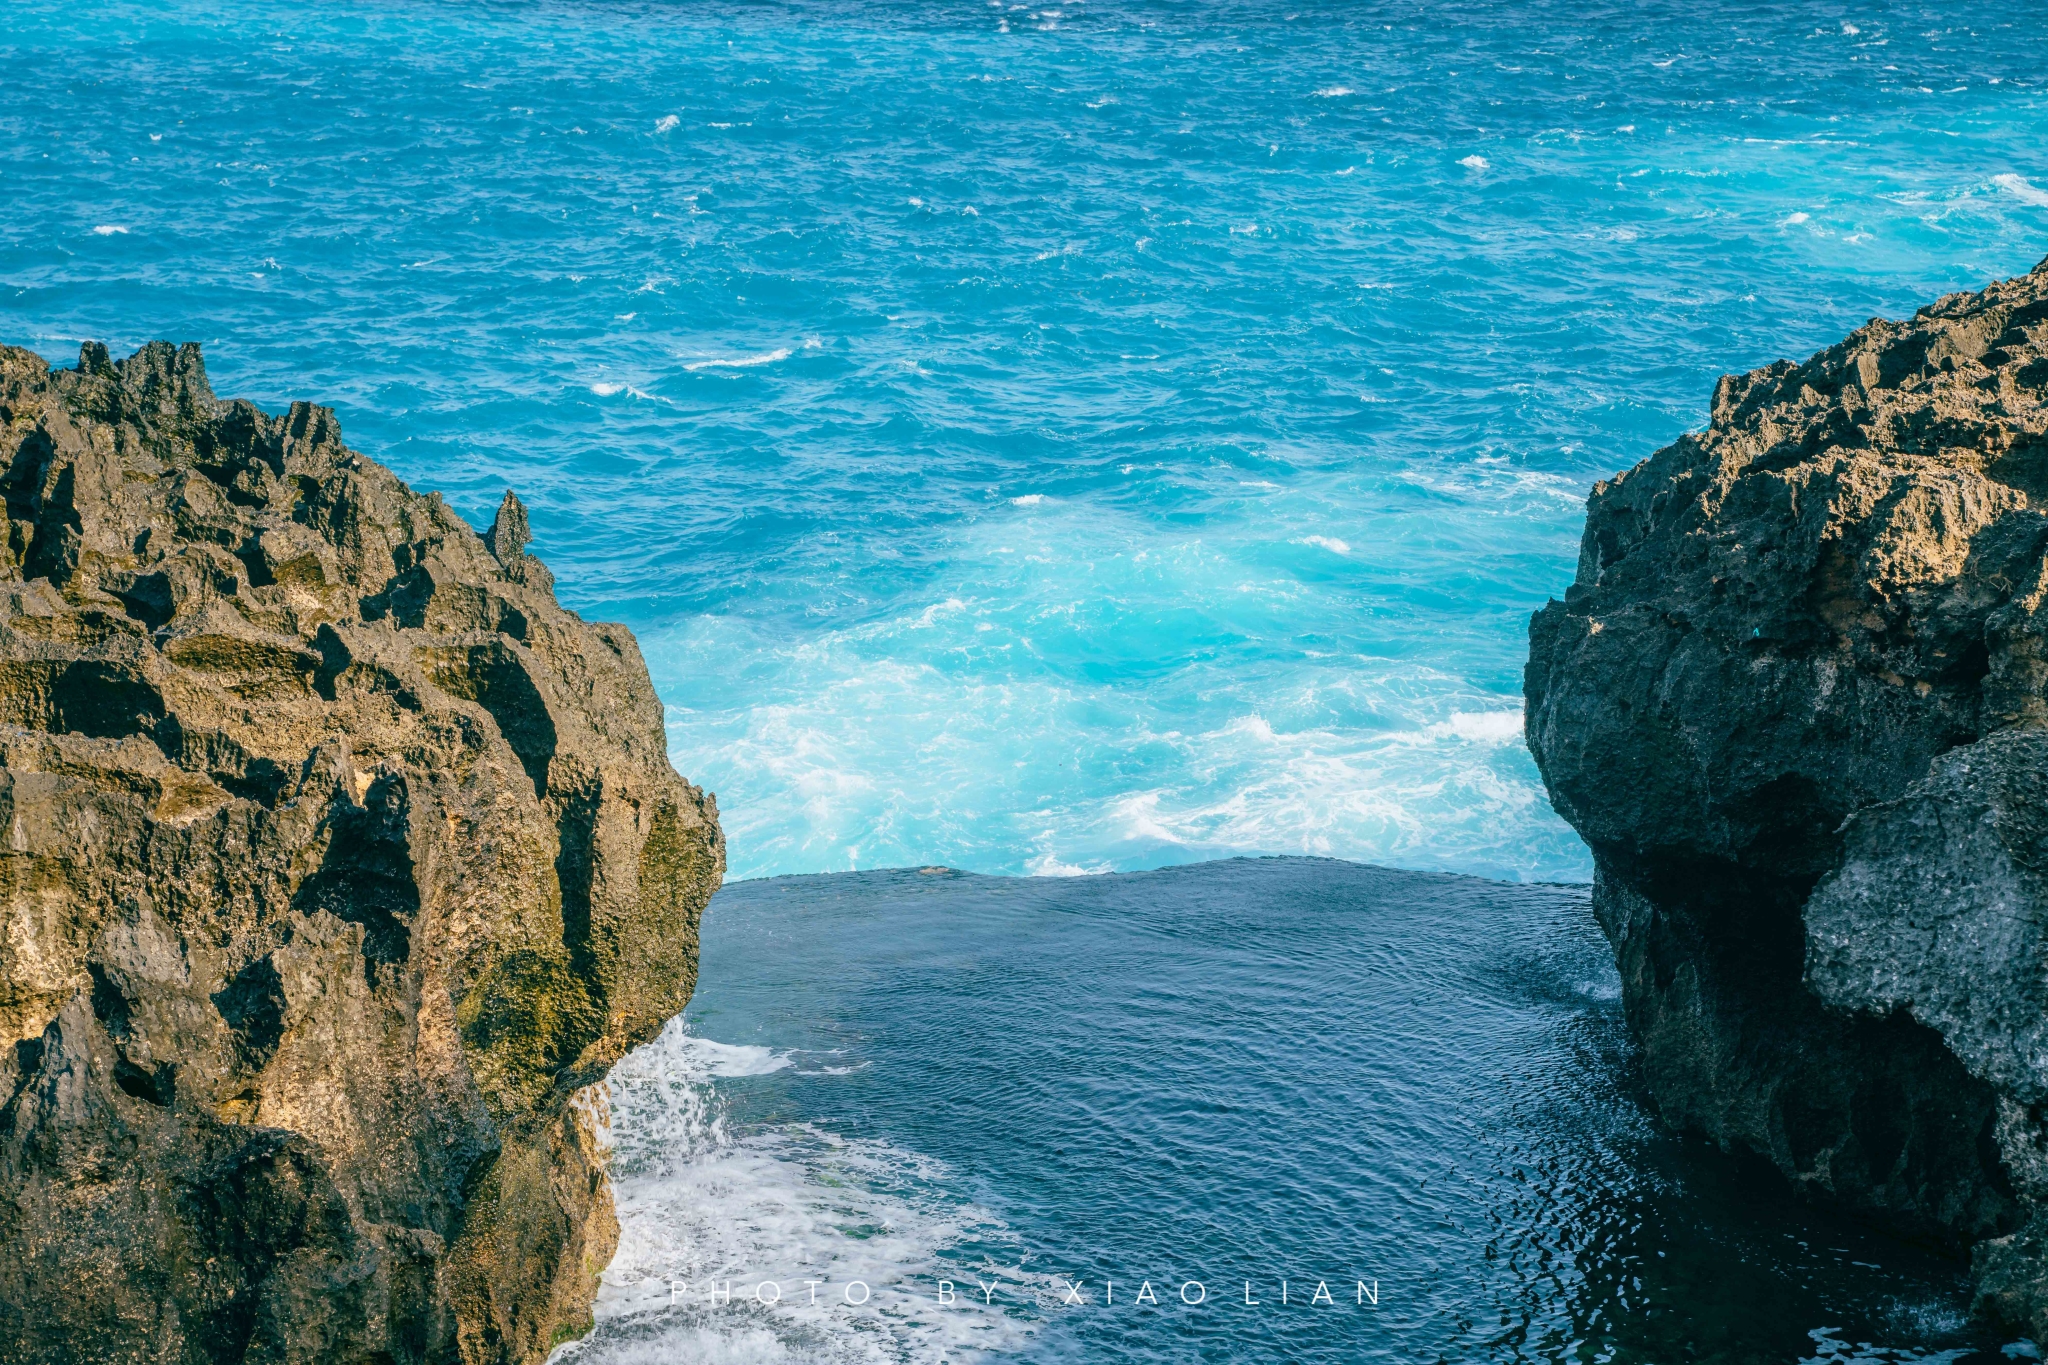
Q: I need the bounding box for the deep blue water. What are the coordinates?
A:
[7,0,2048,880]
[580,861,1988,1363]
[8,3,2047,1361]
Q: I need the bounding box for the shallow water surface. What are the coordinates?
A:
[567,859,1989,1364]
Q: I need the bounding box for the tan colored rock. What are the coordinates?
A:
[0,341,723,1363]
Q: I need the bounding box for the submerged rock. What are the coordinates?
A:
[0,342,723,1362]
[1526,255,2048,1330]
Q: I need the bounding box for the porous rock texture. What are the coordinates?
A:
[1526,255,2048,1330]
[0,342,723,1363]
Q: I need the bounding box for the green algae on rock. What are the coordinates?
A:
[0,341,723,1363]
[1526,256,2048,1334]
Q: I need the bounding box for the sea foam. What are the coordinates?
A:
[1993,173,2048,207]
[684,347,796,371]
[552,1019,1038,1364]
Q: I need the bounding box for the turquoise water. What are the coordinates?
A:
[8,0,2047,881]
[9,4,2048,1361]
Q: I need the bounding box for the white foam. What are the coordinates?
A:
[1457,155,1489,171]
[1225,714,1279,743]
[1025,850,1108,876]
[685,348,793,372]
[1296,535,1350,555]
[590,382,671,404]
[674,1036,794,1078]
[91,225,128,236]
[1784,211,1812,224]
[910,598,966,628]
[1420,710,1524,744]
[1840,21,1860,35]
[1009,493,1049,506]
[1313,86,1354,97]
[556,1019,1039,1364]
[646,505,1591,884]
[1096,705,1550,868]
[1994,173,2048,207]
[655,114,680,132]
[1394,462,1584,514]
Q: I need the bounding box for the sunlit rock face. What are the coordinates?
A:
[1527,257,2048,1332]
[0,341,722,1364]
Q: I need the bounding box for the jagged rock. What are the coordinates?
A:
[1526,255,2048,1330]
[0,342,724,1363]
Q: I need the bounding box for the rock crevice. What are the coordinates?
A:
[1528,256,2048,1328]
[0,342,723,1363]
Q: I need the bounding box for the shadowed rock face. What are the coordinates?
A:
[1526,256,2048,1330]
[0,342,723,1363]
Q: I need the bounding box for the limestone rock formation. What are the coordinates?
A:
[1526,255,2048,1330]
[0,342,723,1362]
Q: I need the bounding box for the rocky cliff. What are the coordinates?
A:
[0,342,723,1363]
[1526,256,2048,1330]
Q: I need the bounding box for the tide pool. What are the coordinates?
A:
[8,0,2047,881]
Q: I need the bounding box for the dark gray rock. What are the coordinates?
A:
[0,342,724,1363]
[1527,256,2048,1329]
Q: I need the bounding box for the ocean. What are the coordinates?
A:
[6,0,2046,1358]
[581,861,1986,1363]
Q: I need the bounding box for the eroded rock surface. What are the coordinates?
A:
[0,342,723,1363]
[1527,255,2048,1331]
